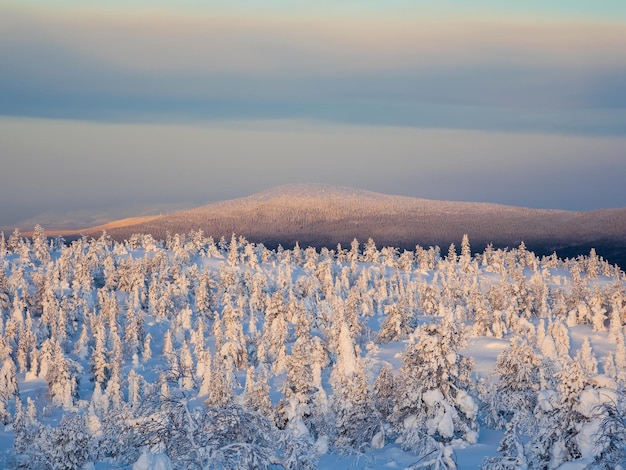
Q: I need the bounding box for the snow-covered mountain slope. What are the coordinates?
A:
[0,229,625,468]
[66,184,626,267]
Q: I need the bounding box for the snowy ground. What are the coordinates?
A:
[0,231,624,469]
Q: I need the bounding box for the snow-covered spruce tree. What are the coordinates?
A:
[482,412,530,470]
[416,245,440,271]
[0,231,6,259]
[127,369,144,408]
[123,299,144,359]
[31,224,50,266]
[204,346,234,408]
[343,286,367,340]
[577,337,599,379]
[6,228,31,266]
[608,302,624,344]
[547,318,571,358]
[105,359,124,410]
[460,234,473,273]
[446,243,457,266]
[331,363,382,454]
[262,291,290,375]
[219,296,248,370]
[373,362,396,422]
[164,340,195,392]
[378,300,414,343]
[525,358,618,468]
[479,335,542,430]
[307,334,333,442]
[471,291,502,338]
[194,269,214,319]
[348,238,360,266]
[589,285,608,332]
[592,387,626,468]
[45,339,78,409]
[243,364,275,422]
[27,413,92,470]
[278,334,315,422]
[362,238,379,263]
[0,355,18,424]
[133,386,287,470]
[479,336,547,469]
[16,312,36,375]
[392,309,478,457]
[398,249,415,273]
[201,406,282,468]
[329,317,382,454]
[418,280,442,317]
[11,398,42,465]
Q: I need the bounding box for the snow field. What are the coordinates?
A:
[0,230,624,469]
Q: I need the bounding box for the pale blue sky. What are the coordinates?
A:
[10,0,626,18]
[1,0,625,226]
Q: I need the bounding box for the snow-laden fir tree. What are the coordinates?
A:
[479,335,542,430]
[392,308,478,454]
[0,355,18,424]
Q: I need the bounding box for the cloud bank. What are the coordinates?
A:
[1,118,625,226]
[1,5,625,134]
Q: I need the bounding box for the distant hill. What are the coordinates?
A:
[31,184,626,268]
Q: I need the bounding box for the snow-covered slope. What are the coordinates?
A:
[0,229,625,469]
[65,184,626,267]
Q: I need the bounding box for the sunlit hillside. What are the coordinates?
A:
[69,185,626,268]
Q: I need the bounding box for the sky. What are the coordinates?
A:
[1,0,626,227]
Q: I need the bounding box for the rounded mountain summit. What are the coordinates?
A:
[50,183,626,268]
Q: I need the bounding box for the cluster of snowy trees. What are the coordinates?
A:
[0,226,625,469]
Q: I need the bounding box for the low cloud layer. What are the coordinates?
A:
[1,118,625,226]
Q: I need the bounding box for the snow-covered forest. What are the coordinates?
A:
[1,225,626,469]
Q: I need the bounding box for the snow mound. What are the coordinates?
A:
[132,449,173,470]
